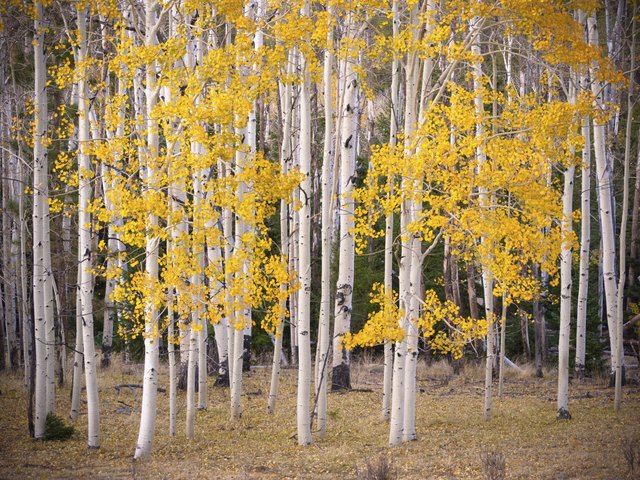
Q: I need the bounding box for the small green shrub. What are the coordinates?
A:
[44,413,75,441]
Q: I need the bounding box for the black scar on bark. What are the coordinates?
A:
[556,407,571,420]
[242,334,252,372]
[331,363,351,391]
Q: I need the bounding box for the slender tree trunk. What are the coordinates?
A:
[33,0,51,438]
[268,53,294,414]
[587,12,619,377]
[133,0,161,458]
[615,7,635,410]
[296,5,313,443]
[498,296,507,398]
[382,0,399,422]
[316,6,333,436]
[533,264,546,378]
[629,126,640,289]
[557,150,575,420]
[186,316,197,438]
[519,310,531,362]
[209,242,229,387]
[575,110,591,378]
[69,262,83,423]
[389,196,410,446]
[77,7,100,446]
[19,148,31,388]
[332,28,357,392]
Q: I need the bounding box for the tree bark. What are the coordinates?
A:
[331,27,357,392]
[575,108,591,378]
[587,12,619,377]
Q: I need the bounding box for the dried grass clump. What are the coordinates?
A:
[356,455,396,480]
[480,449,506,480]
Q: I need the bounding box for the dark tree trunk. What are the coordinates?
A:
[242,334,251,372]
[331,362,351,391]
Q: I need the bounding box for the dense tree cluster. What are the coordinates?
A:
[0,0,638,456]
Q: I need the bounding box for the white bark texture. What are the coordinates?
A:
[268,56,293,414]
[33,0,50,438]
[316,5,334,436]
[77,8,100,446]
[383,0,400,422]
[134,0,161,458]
[296,23,313,444]
[557,163,575,419]
[332,37,357,391]
[587,13,619,372]
[615,7,635,410]
[575,111,591,377]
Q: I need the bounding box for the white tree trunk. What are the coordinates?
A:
[332,32,357,391]
[77,7,100,446]
[69,268,83,422]
[186,318,197,438]
[575,110,591,378]
[268,55,294,414]
[32,0,50,438]
[389,197,410,446]
[498,296,507,398]
[383,0,400,423]
[230,141,248,420]
[557,159,575,419]
[614,7,635,410]
[208,241,229,386]
[296,12,313,443]
[168,284,177,437]
[316,6,333,436]
[587,13,619,375]
[133,0,161,458]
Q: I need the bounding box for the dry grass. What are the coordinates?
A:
[0,356,638,479]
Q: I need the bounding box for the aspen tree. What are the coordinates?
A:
[32,0,53,438]
[557,80,576,420]
[389,1,422,445]
[297,0,313,445]
[614,5,636,411]
[382,0,400,423]
[587,12,619,380]
[468,10,496,422]
[332,9,358,392]
[575,74,591,379]
[268,50,295,415]
[316,6,333,434]
[133,0,166,458]
[76,5,100,446]
[316,5,334,432]
[630,126,640,289]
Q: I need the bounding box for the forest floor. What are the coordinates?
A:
[0,356,638,479]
